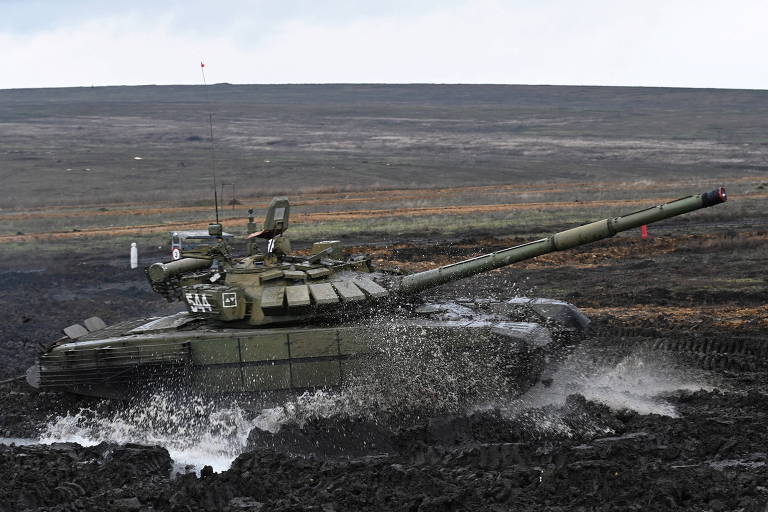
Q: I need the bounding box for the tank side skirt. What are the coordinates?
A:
[37,355,349,387]
[286,332,294,388]
[237,337,245,388]
[336,330,344,386]
[37,322,536,392]
[194,354,349,370]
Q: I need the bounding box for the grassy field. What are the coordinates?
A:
[0,176,762,254]
[0,83,766,260]
[2,84,767,208]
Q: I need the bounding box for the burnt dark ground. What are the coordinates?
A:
[0,223,767,511]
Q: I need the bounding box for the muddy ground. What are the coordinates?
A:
[1,83,766,511]
[0,218,766,511]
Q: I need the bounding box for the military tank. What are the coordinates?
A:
[26,188,728,399]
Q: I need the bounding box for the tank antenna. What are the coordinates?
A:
[200,61,219,224]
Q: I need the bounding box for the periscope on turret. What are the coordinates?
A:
[25,188,727,399]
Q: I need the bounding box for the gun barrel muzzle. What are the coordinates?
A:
[701,187,727,207]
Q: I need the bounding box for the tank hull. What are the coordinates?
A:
[30,299,588,399]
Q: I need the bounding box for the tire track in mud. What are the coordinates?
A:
[588,314,768,373]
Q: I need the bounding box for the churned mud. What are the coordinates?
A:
[2,83,767,510]
[0,225,766,511]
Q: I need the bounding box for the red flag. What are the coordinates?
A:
[641,225,648,239]
[200,62,205,68]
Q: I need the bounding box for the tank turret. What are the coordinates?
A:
[146,188,727,326]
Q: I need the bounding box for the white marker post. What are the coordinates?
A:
[130,242,138,269]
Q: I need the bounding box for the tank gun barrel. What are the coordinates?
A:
[147,257,211,283]
[399,188,727,294]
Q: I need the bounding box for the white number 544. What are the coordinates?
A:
[185,292,213,313]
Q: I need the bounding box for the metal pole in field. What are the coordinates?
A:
[130,242,138,269]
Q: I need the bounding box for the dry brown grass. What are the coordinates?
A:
[1,180,763,243]
[582,305,768,329]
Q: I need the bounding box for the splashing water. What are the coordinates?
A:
[339,315,529,417]
[35,321,713,470]
[39,394,259,472]
[34,323,532,470]
[36,389,382,472]
[251,389,365,432]
[520,346,713,417]
[465,346,716,441]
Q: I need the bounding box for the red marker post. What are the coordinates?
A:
[641,225,648,239]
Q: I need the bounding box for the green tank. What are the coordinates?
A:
[26,188,728,399]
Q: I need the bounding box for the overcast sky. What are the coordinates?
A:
[1,0,766,90]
